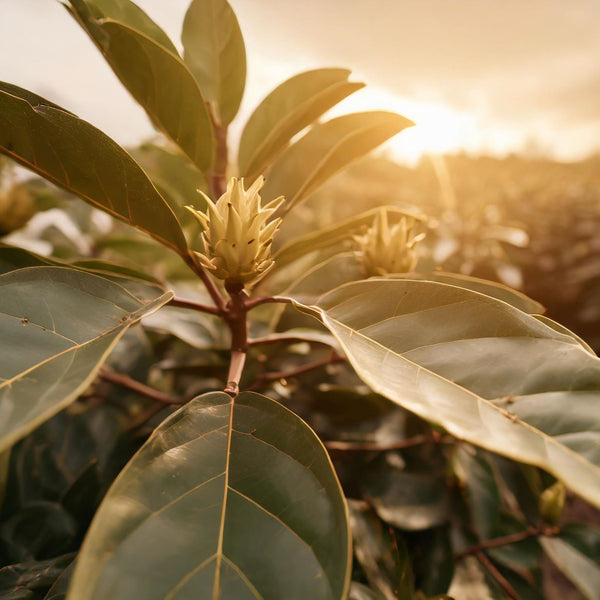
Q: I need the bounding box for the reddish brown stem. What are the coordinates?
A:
[99,367,185,405]
[168,296,220,315]
[208,121,228,200]
[245,296,292,310]
[250,352,345,389]
[474,551,521,600]
[455,525,559,561]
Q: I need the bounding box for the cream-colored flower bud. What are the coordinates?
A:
[186,177,284,286]
[354,209,425,277]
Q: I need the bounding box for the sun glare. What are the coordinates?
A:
[330,86,481,164]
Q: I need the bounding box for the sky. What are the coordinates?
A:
[1,0,599,164]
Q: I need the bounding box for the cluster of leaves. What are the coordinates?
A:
[1,1,599,599]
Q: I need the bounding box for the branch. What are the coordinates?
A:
[168,296,221,315]
[325,432,453,452]
[99,367,185,405]
[474,551,521,600]
[245,296,292,310]
[454,525,559,561]
[250,352,345,389]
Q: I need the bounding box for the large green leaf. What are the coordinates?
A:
[295,279,600,508]
[238,69,364,179]
[0,84,188,253]
[65,1,214,171]
[66,391,351,600]
[66,0,178,53]
[541,523,600,600]
[182,0,246,126]
[261,111,414,211]
[0,266,172,452]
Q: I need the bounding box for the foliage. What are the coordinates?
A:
[0,1,599,598]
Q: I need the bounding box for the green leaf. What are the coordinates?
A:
[349,501,414,600]
[65,3,214,171]
[541,524,600,600]
[295,279,600,508]
[66,0,178,53]
[0,84,188,253]
[261,111,414,211]
[0,554,75,599]
[66,391,351,600]
[182,0,246,126]
[0,266,172,453]
[238,69,364,178]
[453,448,500,540]
[362,453,449,531]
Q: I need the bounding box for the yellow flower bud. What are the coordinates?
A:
[539,481,566,525]
[186,177,284,286]
[354,209,425,277]
[0,183,35,236]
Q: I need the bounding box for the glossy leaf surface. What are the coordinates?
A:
[66,391,351,600]
[0,266,172,452]
[182,0,246,125]
[296,279,600,508]
[66,2,214,171]
[261,111,414,211]
[0,84,188,253]
[239,69,364,178]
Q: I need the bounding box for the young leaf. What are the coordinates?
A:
[0,84,188,253]
[295,279,600,509]
[64,0,178,53]
[238,69,364,178]
[261,111,414,211]
[65,2,214,171]
[540,523,600,600]
[182,0,246,126]
[66,391,351,600]
[0,266,172,453]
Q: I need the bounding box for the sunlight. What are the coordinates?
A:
[330,85,482,164]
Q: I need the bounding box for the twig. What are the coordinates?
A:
[250,352,345,389]
[168,296,221,315]
[454,525,559,561]
[325,432,453,452]
[99,367,185,405]
[474,551,521,600]
[245,296,292,310]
